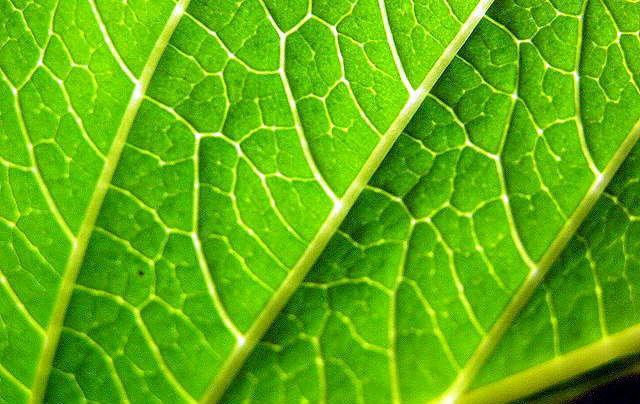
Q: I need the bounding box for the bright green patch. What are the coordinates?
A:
[226,0,640,402]
[0,0,491,402]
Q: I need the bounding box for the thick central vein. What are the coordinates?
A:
[460,322,640,404]
[436,118,640,404]
[28,2,190,402]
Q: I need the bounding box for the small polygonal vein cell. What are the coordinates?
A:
[226,0,640,403]
[0,0,493,403]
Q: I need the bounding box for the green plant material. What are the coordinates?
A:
[226,0,640,402]
[522,356,640,403]
[0,0,492,402]
[465,142,640,404]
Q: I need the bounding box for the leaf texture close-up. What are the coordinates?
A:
[226,0,640,403]
[0,0,639,403]
[0,0,492,402]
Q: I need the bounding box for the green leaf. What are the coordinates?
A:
[226,0,640,402]
[0,0,491,402]
[465,140,640,403]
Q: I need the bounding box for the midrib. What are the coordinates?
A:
[200,1,496,402]
[28,1,190,402]
[435,118,640,404]
[458,322,640,404]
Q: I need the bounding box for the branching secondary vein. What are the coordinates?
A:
[438,118,640,404]
[28,1,191,401]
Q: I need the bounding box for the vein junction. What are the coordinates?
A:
[0,0,494,402]
[223,0,640,402]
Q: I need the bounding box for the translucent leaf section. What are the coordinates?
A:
[0,0,175,402]
[0,0,492,403]
[225,0,640,402]
[466,139,640,403]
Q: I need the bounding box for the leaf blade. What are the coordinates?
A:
[0,0,493,402]
[463,125,640,403]
[225,0,640,402]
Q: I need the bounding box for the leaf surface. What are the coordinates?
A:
[0,0,491,402]
[226,0,640,402]
[465,139,640,403]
